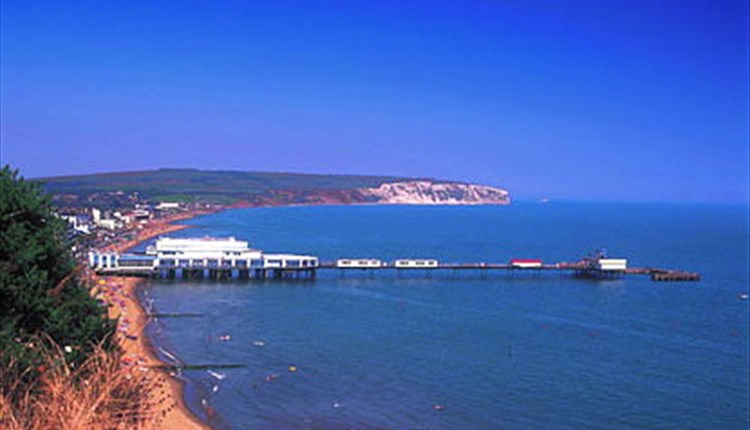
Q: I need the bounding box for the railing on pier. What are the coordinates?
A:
[89,253,700,282]
[317,262,698,282]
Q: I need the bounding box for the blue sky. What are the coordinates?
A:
[1,0,748,202]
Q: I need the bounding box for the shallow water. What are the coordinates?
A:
[143,202,749,429]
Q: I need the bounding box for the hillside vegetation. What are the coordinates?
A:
[1,166,156,429]
[37,168,435,205]
[1,166,114,378]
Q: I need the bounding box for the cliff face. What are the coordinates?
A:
[250,180,510,206]
[359,181,510,205]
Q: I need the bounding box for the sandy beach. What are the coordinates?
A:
[95,276,208,430]
[94,210,216,429]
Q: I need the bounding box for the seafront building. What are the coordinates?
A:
[89,236,319,279]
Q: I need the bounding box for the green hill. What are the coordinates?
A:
[36,168,437,206]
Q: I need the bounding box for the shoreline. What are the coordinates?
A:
[94,209,215,429]
[102,209,216,254]
[95,276,209,430]
[93,202,508,429]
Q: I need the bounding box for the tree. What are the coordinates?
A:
[0,165,114,384]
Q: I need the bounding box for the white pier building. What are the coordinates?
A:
[89,236,318,279]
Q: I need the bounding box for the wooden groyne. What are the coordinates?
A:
[154,363,246,371]
[148,312,206,318]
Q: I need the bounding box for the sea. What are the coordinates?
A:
[136,202,750,430]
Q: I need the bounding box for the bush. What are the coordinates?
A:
[0,165,115,394]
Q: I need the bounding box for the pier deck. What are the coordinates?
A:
[317,262,699,281]
[92,237,701,282]
[94,258,700,282]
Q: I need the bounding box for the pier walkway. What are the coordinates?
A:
[88,238,699,282]
[91,253,700,282]
[318,262,700,281]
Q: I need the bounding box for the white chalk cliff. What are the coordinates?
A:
[359,181,510,205]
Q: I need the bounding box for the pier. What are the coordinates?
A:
[317,262,699,282]
[89,238,700,282]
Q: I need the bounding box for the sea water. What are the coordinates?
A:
[141,202,749,430]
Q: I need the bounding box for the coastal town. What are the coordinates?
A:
[54,190,217,253]
[50,193,211,428]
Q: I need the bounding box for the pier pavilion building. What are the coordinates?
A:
[89,236,318,279]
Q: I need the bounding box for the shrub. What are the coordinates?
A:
[0,336,157,430]
[0,165,114,395]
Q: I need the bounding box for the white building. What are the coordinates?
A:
[394,259,438,268]
[60,214,91,234]
[147,237,318,270]
[132,209,151,220]
[336,259,384,268]
[97,218,121,230]
[596,258,627,271]
[89,252,119,269]
[155,202,181,210]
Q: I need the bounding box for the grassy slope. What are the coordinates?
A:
[37,168,442,204]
